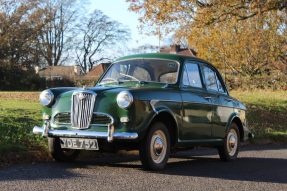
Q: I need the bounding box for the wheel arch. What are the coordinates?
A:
[147,108,179,147]
[227,114,244,142]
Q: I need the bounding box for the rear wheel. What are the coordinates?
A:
[218,123,240,161]
[48,137,80,162]
[139,122,170,170]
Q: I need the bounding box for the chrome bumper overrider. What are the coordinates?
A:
[33,120,138,142]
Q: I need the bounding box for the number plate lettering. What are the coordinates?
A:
[60,138,99,150]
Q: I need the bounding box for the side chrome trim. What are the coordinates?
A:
[178,138,223,143]
[149,99,245,111]
[33,126,138,140]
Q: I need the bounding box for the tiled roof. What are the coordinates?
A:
[38,66,80,79]
[85,63,111,78]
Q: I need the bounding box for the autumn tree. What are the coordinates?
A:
[75,10,130,73]
[128,0,287,89]
[0,0,49,90]
[0,0,46,67]
[128,0,287,28]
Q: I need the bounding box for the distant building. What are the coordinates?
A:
[85,63,111,79]
[36,65,81,80]
[160,44,197,57]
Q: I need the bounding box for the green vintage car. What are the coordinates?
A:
[33,53,253,170]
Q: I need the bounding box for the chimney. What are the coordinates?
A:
[74,65,80,75]
[175,44,181,53]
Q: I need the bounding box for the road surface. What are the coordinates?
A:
[0,145,286,191]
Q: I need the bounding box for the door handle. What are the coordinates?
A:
[204,96,212,100]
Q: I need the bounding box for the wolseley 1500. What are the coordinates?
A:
[33,53,253,170]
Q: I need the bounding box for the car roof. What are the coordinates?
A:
[115,53,211,65]
[114,53,229,95]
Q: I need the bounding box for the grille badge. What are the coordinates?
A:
[78,93,86,100]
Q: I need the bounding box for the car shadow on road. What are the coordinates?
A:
[160,156,287,184]
[0,145,286,184]
[94,154,287,184]
[90,146,287,184]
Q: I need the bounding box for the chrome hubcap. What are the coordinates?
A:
[227,129,238,156]
[154,137,164,156]
[150,130,167,164]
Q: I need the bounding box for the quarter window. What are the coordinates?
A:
[182,63,202,88]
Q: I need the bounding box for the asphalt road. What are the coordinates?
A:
[0,145,286,191]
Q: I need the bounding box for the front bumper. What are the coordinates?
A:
[33,126,138,140]
[33,120,138,142]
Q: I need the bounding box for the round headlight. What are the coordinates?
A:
[116,91,133,109]
[39,90,54,106]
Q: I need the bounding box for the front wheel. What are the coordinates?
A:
[48,137,80,162]
[139,122,170,170]
[218,123,240,161]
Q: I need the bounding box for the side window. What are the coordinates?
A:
[203,65,218,91]
[216,75,225,93]
[182,63,202,88]
[182,67,190,86]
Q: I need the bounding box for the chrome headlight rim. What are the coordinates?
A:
[116,91,133,109]
[39,89,54,107]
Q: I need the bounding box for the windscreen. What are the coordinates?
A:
[99,59,179,84]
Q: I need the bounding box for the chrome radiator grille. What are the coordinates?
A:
[71,91,96,129]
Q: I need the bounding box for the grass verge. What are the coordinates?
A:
[0,92,50,167]
[231,90,287,144]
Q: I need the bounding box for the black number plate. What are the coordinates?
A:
[60,138,99,150]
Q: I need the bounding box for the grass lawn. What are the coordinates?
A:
[231,90,287,143]
[0,92,49,166]
[0,90,286,165]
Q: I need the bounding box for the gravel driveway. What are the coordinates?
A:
[0,145,286,191]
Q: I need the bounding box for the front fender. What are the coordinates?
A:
[149,106,180,128]
[225,110,251,141]
[226,113,242,132]
[137,100,181,140]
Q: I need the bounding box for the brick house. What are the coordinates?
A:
[85,63,111,80]
[36,65,81,80]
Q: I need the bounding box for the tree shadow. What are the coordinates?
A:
[0,163,81,181]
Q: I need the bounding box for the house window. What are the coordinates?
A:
[50,76,63,80]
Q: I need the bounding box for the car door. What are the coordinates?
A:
[180,61,213,141]
[201,64,228,139]
[211,71,235,139]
